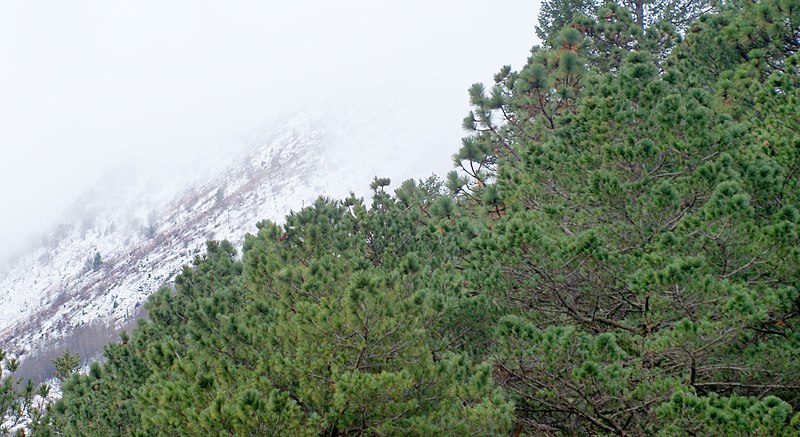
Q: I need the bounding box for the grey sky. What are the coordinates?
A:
[0,0,540,263]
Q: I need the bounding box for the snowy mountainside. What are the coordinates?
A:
[0,114,439,362]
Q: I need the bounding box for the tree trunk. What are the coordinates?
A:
[635,0,645,30]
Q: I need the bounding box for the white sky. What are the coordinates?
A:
[0,0,540,263]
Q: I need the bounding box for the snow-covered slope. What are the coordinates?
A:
[0,112,447,362]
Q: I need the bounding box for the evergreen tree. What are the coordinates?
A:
[460,0,800,434]
[43,192,512,435]
[1,349,50,435]
[92,252,103,271]
[535,0,598,46]
[34,1,800,435]
[52,350,80,382]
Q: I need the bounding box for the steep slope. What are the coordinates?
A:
[0,112,443,366]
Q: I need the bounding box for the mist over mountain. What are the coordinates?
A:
[5,0,800,435]
[0,0,539,267]
[0,107,460,367]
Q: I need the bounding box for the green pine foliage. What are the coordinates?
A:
[52,350,80,383]
[31,1,800,435]
[1,348,50,435]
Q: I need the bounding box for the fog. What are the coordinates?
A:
[0,0,540,266]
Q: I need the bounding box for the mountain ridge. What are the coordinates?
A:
[0,112,444,368]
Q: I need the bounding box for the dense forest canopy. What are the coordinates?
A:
[2,0,799,434]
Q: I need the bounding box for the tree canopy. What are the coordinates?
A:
[7,0,799,435]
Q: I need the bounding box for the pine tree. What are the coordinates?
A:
[34,1,800,434]
[91,252,102,271]
[1,349,50,435]
[460,1,800,434]
[52,350,80,382]
[535,0,598,46]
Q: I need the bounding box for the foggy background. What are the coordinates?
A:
[0,0,540,267]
